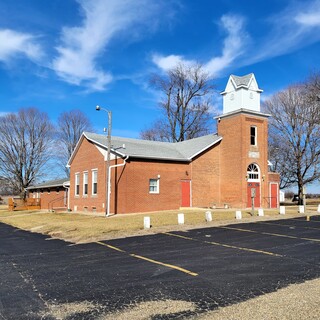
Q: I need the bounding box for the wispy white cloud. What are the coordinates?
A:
[204,15,248,76]
[296,12,320,26]
[52,0,166,92]
[0,29,43,63]
[295,1,320,26]
[249,0,320,64]
[152,14,248,77]
[152,1,320,79]
[152,54,196,71]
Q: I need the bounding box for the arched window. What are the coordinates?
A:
[247,163,260,181]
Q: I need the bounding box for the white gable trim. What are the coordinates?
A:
[188,137,222,160]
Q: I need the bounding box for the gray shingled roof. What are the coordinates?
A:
[230,73,253,87]
[84,132,222,161]
[26,178,70,190]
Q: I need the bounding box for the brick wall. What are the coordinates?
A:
[191,142,221,208]
[217,112,270,208]
[69,137,190,214]
[112,158,190,213]
[69,137,107,213]
[268,172,280,183]
[28,188,67,211]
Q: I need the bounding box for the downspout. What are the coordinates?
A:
[107,156,129,217]
[62,182,70,211]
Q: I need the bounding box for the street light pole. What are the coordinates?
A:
[96,105,112,217]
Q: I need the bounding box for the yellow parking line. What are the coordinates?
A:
[130,254,198,276]
[220,226,320,243]
[96,241,198,277]
[96,241,126,253]
[163,232,282,257]
[220,226,256,233]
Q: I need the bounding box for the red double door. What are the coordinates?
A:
[247,182,260,207]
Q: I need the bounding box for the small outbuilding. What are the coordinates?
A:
[26,178,70,211]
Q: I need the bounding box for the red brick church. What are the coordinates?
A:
[28,73,280,214]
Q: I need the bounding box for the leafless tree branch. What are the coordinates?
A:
[141,63,215,142]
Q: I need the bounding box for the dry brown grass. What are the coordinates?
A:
[0,205,319,244]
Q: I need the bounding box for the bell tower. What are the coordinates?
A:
[217,73,272,208]
[221,73,263,114]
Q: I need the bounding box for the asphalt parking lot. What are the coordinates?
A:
[1,216,320,319]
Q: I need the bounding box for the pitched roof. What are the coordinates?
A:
[26,178,70,190]
[230,73,253,87]
[82,132,222,162]
[220,73,263,96]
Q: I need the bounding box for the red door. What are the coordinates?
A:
[181,180,191,207]
[270,183,278,208]
[247,182,260,207]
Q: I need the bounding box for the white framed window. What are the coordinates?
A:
[75,173,80,196]
[92,169,98,195]
[247,163,260,181]
[250,126,257,146]
[83,172,88,196]
[149,179,159,194]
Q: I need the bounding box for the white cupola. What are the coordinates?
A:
[220,73,263,114]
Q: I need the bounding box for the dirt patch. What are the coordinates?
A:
[41,301,98,320]
[30,225,44,231]
[48,278,320,319]
[197,278,320,320]
[101,300,196,320]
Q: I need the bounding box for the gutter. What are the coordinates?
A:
[62,181,71,211]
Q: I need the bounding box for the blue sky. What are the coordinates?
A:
[0,0,320,140]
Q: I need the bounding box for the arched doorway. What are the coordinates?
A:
[247,163,261,207]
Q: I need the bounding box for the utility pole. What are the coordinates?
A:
[96,105,112,217]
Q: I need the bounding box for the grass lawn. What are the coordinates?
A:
[0,204,319,244]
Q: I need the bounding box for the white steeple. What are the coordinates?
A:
[221,73,263,114]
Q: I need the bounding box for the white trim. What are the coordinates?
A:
[83,171,88,196]
[75,172,80,196]
[92,169,98,195]
[250,125,257,146]
[247,163,260,182]
[149,178,160,194]
[215,108,271,120]
[188,137,222,160]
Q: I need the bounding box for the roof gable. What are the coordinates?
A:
[222,73,263,94]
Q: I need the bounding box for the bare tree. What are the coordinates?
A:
[0,108,54,198]
[264,83,320,202]
[306,72,320,102]
[140,63,215,142]
[0,176,18,195]
[57,109,93,175]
